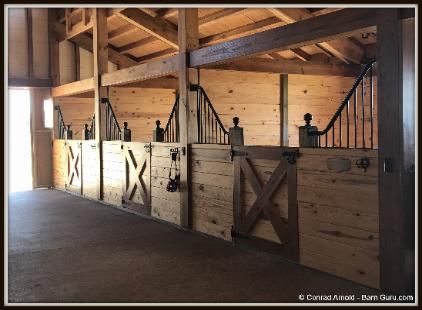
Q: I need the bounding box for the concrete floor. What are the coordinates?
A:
[8,189,380,303]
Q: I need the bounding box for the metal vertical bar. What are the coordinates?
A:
[354,90,357,148]
[325,133,328,148]
[346,99,350,148]
[196,88,200,143]
[369,66,374,148]
[332,123,335,147]
[361,78,365,148]
[339,112,342,148]
[204,96,207,143]
[207,105,210,143]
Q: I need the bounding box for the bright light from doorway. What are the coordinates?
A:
[9,89,33,193]
[43,99,53,128]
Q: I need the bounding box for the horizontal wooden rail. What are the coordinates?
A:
[51,77,95,97]
[101,55,179,87]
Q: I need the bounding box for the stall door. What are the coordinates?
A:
[122,142,151,215]
[65,140,82,194]
[232,146,299,261]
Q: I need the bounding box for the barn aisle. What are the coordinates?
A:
[8,189,379,303]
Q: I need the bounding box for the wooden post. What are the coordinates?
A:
[26,8,33,78]
[178,8,199,228]
[377,9,415,294]
[74,43,80,81]
[93,8,109,200]
[280,74,288,146]
[48,9,60,86]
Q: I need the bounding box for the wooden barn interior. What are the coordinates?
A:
[7,6,416,303]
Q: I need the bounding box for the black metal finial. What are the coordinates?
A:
[124,121,128,128]
[233,117,240,127]
[84,124,88,129]
[156,120,161,128]
[304,113,312,126]
[67,124,71,130]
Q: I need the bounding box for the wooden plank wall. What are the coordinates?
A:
[8,8,49,79]
[150,143,181,225]
[297,148,379,288]
[199,69,281,146]
[52,139,66,189]
[54,87,176,141]
[102,141,123,206]
[190,144,233,241]
[288,74,378,148]
[81,141,98,199]
[55,96,94,139]
[109,88,176,142]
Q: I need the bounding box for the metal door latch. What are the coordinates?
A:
[356,157,370,172]
[282,150,299,164]
[229,149,248,161]
[144,144,151,153]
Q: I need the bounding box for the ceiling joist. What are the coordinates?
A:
[268,8,365,64]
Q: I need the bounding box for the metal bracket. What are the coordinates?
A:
[282,150,299,164]
[356,157,370,172]
[144,144,151,153]
[229,149,248,161]
[170,148,179,161]
[231,227,249,239]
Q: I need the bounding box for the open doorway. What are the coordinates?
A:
[8,89,33,193]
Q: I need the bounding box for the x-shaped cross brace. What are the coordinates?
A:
[67,145,80,186]
[239,157,288,243]
[123,148,147,205]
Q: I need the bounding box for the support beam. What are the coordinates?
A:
[268,8,365,64]
[280,74,288,146]
[118,76,178,89]
[108,24,136,40]
[101,55,179,87]
[206,57,360,77]
[25,8,33,78]
[93,8,108,200]
[9,78,52,88]
[51,77,95,97]
[199,17,283,47]
[48,10,60,86]
[377,9,415,295]
[190,8,377,68]
[136,48,177,63]
[178,8,199,229]
[74,43,80,81]
[117,8,179,49]
[117,36,156,53]
[198,8,245,26]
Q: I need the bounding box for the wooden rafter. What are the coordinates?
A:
[198,8,245,26]
[117,8,179,49]
[190,8,376,68]
[108,24,136,40]
[136,48,177,63]
[206,57,360,77]
[117,37,156,53]
[268,8,365,64]
[199,16,283,46]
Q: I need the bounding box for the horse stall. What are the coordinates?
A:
[39,7,415,299]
